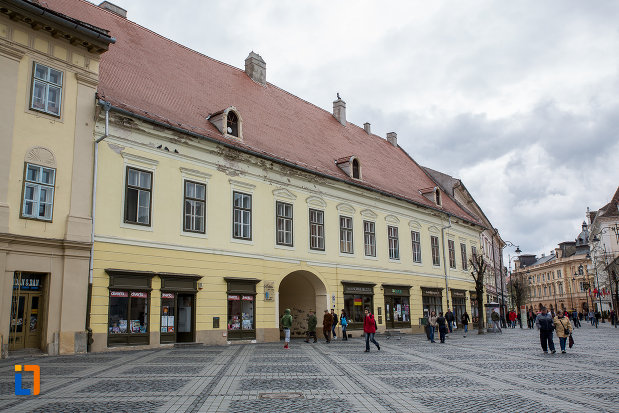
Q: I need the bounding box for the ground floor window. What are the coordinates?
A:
[422,289,443,317]
[161,292,176,334]
[342,283,375,329]
[383,285,411,329]
[108,291,148,335]
[227,294,255,331]
[452,294,466,326]
[470,291,479,324]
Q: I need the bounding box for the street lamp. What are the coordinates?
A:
[499,240,521,323]
[569,275,575,311]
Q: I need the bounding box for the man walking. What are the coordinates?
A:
[461,311,470,337]
[363,308,380,352]
[535,307,556,354]
[322,310,333,343]
[281,308,293,349]
[445,308,455,334]
[304,309,317,343]
[330,309,338,340]
[491,309,502,333]
[572,310,580,328]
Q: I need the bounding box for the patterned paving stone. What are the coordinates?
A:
[517,372,617,387]
[239,378,333,391]
[227,397,357,413]
[145,356,213,364]
[78,378,188,393]
[358,362,433,372]
[29,400,167,413]
[121,365,204,376]
[249,356,313,364]
[381,374,479,389]
[416,393,560,413]
[245,364,320,374]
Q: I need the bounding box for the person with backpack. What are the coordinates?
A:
[281,308,293,349]
[461,311,470,337]
[304,309,317,343]
[363,308,380,352]
[330,309,339,340]
[340,309,348,341]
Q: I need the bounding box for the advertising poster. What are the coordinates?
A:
[119,320,127,333]
[131,320,141,333]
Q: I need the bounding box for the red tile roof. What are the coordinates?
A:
[42,0,480,225]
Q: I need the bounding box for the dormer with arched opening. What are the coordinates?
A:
[335,155,362,180]
[208,106,243,140]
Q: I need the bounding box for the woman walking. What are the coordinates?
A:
[428,311,437,343]
[340,309,348,341]
[553,310,572,353]
[461,311,470,337]
[437,312,448,343]
[363,308,380,352]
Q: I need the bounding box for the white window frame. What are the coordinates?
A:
[183,180,206,234]
[232,191,252,241]
[460,243,468,270]
[431,235,440,266]
[411,231,422,263]
[309,208,325,251]
[448,239,456,269]
[30,62,63,117]
[276,201,294,247]
[21,163,55,221]
[363,220,376,257]
[339,215,354,254]
[388,225,399,260]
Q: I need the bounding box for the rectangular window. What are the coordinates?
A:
[388,226,399,260]
[125,167,152,225]
[471,245,477,258]
[557,270,562,278]
[559,283,563,295]
[363,221,376,257]
[108,291,148,335]
[31,63,63,116]
[309,209,325,251]
[431,235,440,266]
[411,231,421,263]
[276,201,293,246]
[22,163,55,221]
[448,239,456,268]
[183,180,205,233]
[340,216,353,254]
[232,191,252,240]
[460,243,468,270]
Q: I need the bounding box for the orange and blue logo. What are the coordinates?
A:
[14,365,40,396]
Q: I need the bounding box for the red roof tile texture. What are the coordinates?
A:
[42,0,479,225]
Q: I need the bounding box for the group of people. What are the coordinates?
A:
[282,307,380,352]
[527,307,609,330]
[426,308,470,343]
[534,306,573,354]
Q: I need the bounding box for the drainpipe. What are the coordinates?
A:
[441,215,452,309]
[86,100,111,352]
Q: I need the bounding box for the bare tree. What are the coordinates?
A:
[469,253,487,334]
[507,275,529,311]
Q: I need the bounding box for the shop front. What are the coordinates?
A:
[226,278,259,340]
[159,274,201,344]
[451,289,466,326]
[470,290,479,324]
[421,288,443,317]
[383,285,411,329]
[106,269,154,347]
[9,272,46,351]
[342,282,375,330]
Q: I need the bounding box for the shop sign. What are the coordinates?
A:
[13,275,42,291]
[264,281,274,301]
[161,292,175,299]
[242,295,254,301]
[110,291,129,298]
[354,298,363,306]
[469,291,477,300]
[228,295,240,301]
[422,288,442,297]
[451,290,466,298]
[343,285,373,294]
[130,292,148,299]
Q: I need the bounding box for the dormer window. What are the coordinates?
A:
[352,159,360,179]
[227,111,239,137]
[208,106,243,140]
[419,186,442,207]
[335,156,361,180]
[435,188,441,206]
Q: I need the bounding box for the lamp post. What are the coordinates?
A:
[499,240,520,323]
[569,275,575,311]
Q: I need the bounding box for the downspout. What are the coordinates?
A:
[86,100,111,352]
[441,215,452,309]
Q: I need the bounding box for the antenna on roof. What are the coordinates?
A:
[337,92,341,100]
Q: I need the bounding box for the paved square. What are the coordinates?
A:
[1,323,618,412]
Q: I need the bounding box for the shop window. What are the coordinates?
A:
[161,293,175,334]
[411,231,421,263]
[22,163,55,221]
[342,283,374,329]
[422,290,443,317]
[309,209,325,250]
[460,243,468,270]
[448,240,456,268]
[470,292,479,324]
[227,295,254,331]
[31,62,62,116]
[340,216,353,254]
[451,291,466,325]
[184,180,205,233]
[363,220,376,257]
[431,235,440,266]
[125,167,152,226]
[108,291,148,335]
[388,226,399,260]
[276,201,293,246]
[384,287,411,329]
[232,191,252,240]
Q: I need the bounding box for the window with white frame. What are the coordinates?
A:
[448,239,456,268]
[22,163,55,221]
[460,243,467,270]
[276,201,293,246]
[233,191,252,240]
[363,220,376,257]
[411,231,421,263]
[125,167,152,225]
[431,235,440,266]
[471,245,477,258]
[183,180,205,233]
[388,225,399,260]
[309,209,324,250]
[31,62,63,116]
[340,216,353,254]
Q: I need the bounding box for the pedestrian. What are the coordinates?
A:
[363,308,380,352]
[304,309,317,343]
[528,309,535,329]
[517,312,522,328]
[572,310,580,328]
[461,311,470,337]
[491,309,502,333]
[322,310,332,343]
[535,307,556,354]
[509,310,517,328]
[340,309,348,341]
[553,310,572,354]
[611,309,616,326]
[445,308,455,333]
[594,310,601,328]
[428,311,437,343]
[436,312,448,343]
[588,309,595,326]
[281,308,293,349]
[331,309,338,340]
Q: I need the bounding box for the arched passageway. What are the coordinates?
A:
[279,271,327,337]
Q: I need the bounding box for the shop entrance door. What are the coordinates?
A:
[160,292,195,344]
[176,294,194,343]
[10,292,43,351]
[384,294,411,329]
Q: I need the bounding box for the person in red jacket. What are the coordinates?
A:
[509,310,517,328]
[363,308,380,352]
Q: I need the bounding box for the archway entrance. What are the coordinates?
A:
[279,271,327,337]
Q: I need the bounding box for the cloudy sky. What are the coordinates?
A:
[107,0,618,266]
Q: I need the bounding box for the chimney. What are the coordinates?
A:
[245,52,266,85]
[386,132,397,147]
[98,1,127,18]
[333,95,346,125]
[363,122,371,134]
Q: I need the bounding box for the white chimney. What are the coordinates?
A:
[333,95,346,126]
[245,52,266,85]
[386,132,397,147]
[363,122,371,134]
[98,1,127,18]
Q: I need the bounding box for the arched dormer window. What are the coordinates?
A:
[435,188,441,206]
[335,155,361,180]
[352,158,360,179]
[227,111,239,137]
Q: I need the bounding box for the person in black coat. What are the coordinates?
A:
[437,312,448,343]
[445,309,455,333]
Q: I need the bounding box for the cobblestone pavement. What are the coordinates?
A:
[1,322,618,412]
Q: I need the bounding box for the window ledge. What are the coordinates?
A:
[339,252,356,258]
[181,231,208,240]
[363,255,378,261]
[274,244,295,251]
[120,222,153,232]
[231,237,254,246]
[412,261,423,267]
[389,259,401,264]
[308,248,326,255]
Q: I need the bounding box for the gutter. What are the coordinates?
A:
[98,100,481,228]
[441,216,452,308]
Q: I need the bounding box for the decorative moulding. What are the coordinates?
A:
[180,167,212,181]
[0,43,25,62]
[408,220,421,229]
[272,188,297,201]
[385,215,400,224]
[25,147,56,168]
[336,203,355,215]
[306,196,326,209]
[428,225,440,234]
[229,178,255,191]
[121,152,159,166]
[75,72,98,88]
[360,209,377,220]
